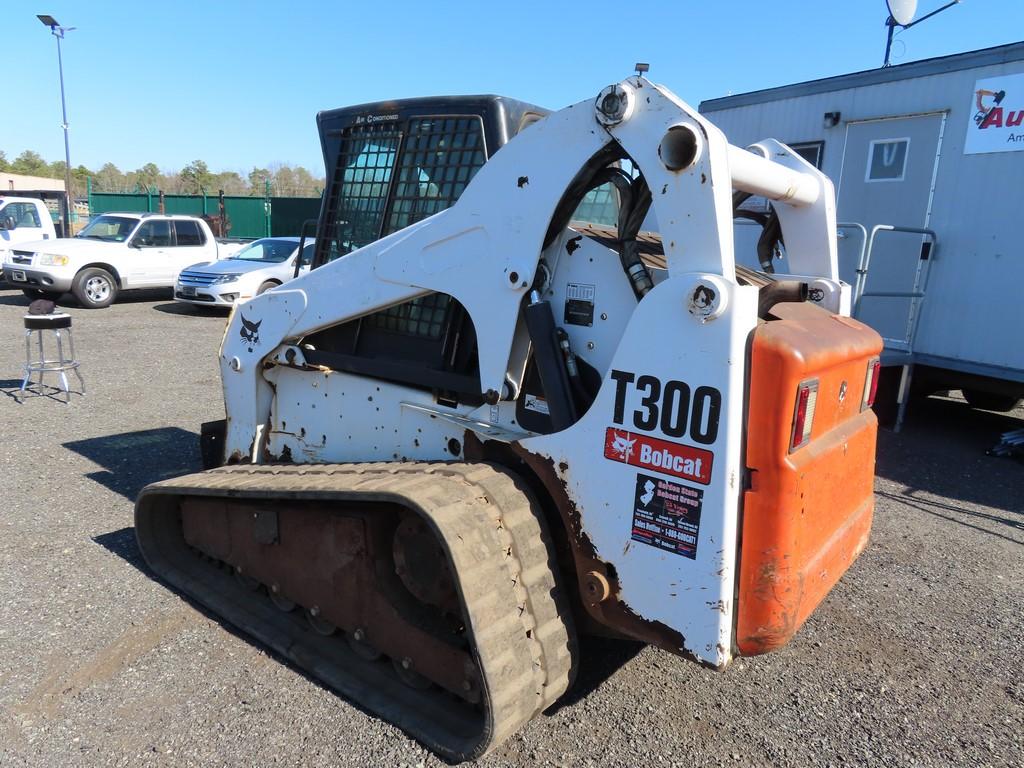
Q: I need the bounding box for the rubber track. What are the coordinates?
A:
[136,462,576,760]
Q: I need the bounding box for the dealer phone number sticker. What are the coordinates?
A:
[630,472,703,559]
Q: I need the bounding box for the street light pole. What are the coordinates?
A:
[37,15,75,237]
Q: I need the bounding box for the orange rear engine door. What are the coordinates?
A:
[737,302,883,655]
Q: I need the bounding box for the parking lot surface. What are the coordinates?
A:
[1,287,1021,768]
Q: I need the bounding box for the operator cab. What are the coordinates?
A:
[303,96,549,406]
[311,95,549,269]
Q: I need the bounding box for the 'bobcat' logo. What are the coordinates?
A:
[610,431,636,462]
[240,314,262,352]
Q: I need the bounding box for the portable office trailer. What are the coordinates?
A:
[701,41,1024,413]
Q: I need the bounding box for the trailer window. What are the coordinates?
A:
[866,138,909,182]
[789,141,825,169]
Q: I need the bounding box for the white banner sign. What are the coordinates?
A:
[964,72,1024,155]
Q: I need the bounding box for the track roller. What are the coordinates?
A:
[347,627,382,661]
[268,583,296,612]
[306,606,337,636]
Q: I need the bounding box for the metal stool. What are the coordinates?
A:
[20,313,85,402]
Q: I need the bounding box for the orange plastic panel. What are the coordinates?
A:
[737,303,883,656]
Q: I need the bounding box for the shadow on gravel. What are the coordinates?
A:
[93,526,147,569]
[0,378,26,402]
[64,426,201,500]
[875,490,1023,545]
[108,288,176,305]
[545,636,644,714]
[0,381,80,403]
[92,524,436,741]
[152,302,228,317]
[0,291,33,306]
[92,525,428,734]
[875,395,1024,520]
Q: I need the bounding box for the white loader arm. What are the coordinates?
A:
[219,76,839,463]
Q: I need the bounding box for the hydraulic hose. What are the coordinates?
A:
[541,145,654,300]
[555,327,591,408]
[732,191,784,273]
[757,280,808,319]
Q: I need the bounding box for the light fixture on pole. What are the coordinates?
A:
[37,14,76,237]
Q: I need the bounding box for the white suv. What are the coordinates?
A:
[3,212,244,308]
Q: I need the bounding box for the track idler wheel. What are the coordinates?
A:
[393,512,459,615]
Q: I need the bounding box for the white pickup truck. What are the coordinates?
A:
[2,212,248,308]
[0,197,58,266]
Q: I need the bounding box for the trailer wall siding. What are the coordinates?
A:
[701,43,1024,382]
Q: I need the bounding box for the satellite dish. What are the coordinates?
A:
[887,0,918,26]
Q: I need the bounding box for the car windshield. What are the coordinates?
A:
[76,215,138,242]
[228,239,297,263]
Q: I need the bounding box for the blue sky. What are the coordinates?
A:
[7,1,1022,176]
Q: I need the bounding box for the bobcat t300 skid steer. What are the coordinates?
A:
[136,75,882,761]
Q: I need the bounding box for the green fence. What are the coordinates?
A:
[87,191,321,239]
[269,196,324,237]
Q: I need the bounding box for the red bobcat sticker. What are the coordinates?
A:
[604,427,713,485]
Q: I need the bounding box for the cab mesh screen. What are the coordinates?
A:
[373,116,486,339]
[384,117,486,234]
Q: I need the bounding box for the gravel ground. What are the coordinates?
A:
[0,286,1020,768]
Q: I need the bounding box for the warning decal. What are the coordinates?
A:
[564,282,595,327]
[630,473,703,559]
[523,394,550,414]
[603,427,713,484]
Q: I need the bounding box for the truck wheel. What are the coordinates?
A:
[22,288,63,301]
[962,389,1022,413]
[72,267,118,308]
[256,280,280,295]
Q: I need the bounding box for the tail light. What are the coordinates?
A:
[862,358,881,411]
[789,379,818,452]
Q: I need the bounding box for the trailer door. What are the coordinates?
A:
[837,113,945,351]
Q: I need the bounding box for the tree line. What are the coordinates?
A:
[0,150,325,198]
